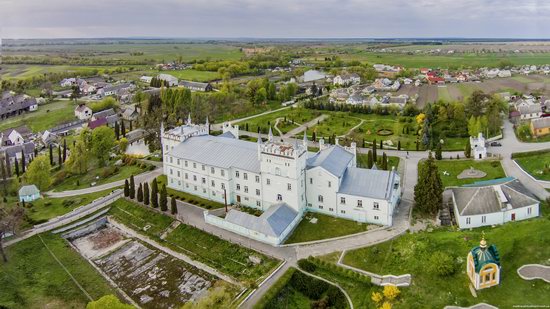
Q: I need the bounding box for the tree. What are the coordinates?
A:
[160,184,168,211]
[137,183,143,202]
[129,175,135,199]
[86,295,133,309]
[49,144,54,166]
[57,145,62,166]
[397,140,401,151]
[25,156,52,191]
[91,126,115,167]
[381,152,388,170]
[0,204,25,262]
[0,158,7,195]
[63,139,67,162]
[367,150,374,169]
[4,154,11,178]
[380,139,383,150]
[428,252,457,276]
[372,139,377,160]
[414,152,443,215]
[121,120,126,137]
[118,137,129,153]
[371,292,383,305]
[14,157,20,178]
[114,121,120,140]
[255,87,267,105]
[383,285,400,301]
[464,138,471,158]
[21,149,26,173]
[124,179,130,197]
[151,179,159,208]
[66,138,89,174]
[171,197,178,215]
[144,182,150,205]
[435,143,442,160]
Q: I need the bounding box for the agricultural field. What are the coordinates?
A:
[342,203,550,308]
[513,150,550,181]
[0,233,116,309]
[0,100,76,132]
[433,159,507,188]
[0,64,143,80]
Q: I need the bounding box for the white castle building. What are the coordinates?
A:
[162,115,402,245]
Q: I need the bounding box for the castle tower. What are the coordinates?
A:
[466,233,501,290]
[260,140,307,213]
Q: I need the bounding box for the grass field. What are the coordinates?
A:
[342,203,550,308]
[236,107,322,135]
[514,150,550,181]
[437,86,452,102]
[0,100,76,132]
[0,64,143,80]
[433,159,506,188]
[109,199,279,282]
[52,163,149,191]
[156,175,225,209]
[0,233,115,309]
[285,212,371,244]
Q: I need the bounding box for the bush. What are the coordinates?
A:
[428,251,457,276]
[297,259,317,272]
[100,166,116,178]
[490,161,499,168]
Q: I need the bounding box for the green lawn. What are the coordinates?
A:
[285,212,370,244]
[513,150,550,181]
[342,203,550,309]
[0,233,115,309]
[52,163,149,191]
[0,100,76,132]
[156,175,225,209]
[236,107,322,135]
[357,153,400,170]
[511,75,534,84]
[433,159,506,188]
[454,83,481,99]
[109,199,279,282]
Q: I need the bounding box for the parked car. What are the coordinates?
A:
[490,141,502,147]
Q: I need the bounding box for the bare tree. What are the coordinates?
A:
[0,204,25,262]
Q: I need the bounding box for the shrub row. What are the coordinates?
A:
[511,148,550,159]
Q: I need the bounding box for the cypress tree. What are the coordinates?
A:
[382,152,388,170]
[464,139,471,158]
[14,157,20,177]
[435,143,443,160]
[137,183,143,202]
[124,179,130,197]
[144,182,150,205]
[49,144,54,166]
[115,122,120,140]
[20,150,25,173]
[312,131,316,142]
[171,197,178,215]
[58,145,62,166]
[367,150,374,169]
[160,184,168,211]
[414,152,443,215]
[372,139,377,161]
[151,178,159,208]
[121,121,126,137]
[63,139,67,162]
[129,120,133,131]
[397,140,401,151]
[362,138,365,148]
[129,175,135,199]
[380,139,383,149]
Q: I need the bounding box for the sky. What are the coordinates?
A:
[2,0,550,39]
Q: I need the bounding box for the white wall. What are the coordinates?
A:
[454,202,539,229]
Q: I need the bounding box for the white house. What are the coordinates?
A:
[518,104,542,120]
[1,126,31,146]
[157,74,179,87]
[497,70,512,78]
[333,73,361,86]
[140,76,153,83]
[470,133,487,160]
[451,179,539,229]
[74,104,93,120]
[19,185,41,202]
[161,118,402,245]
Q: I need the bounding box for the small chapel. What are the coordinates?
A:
[466,233,501,290]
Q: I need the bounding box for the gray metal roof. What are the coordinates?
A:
[225,203,299,238]
[451,180,538,216]
[169,135,261,172]
[92,108,116,119]
[531,117,550,129]
[19,185,40,196]
[518,104,541,115]
[338,167,399,199]
[306,146,354,178]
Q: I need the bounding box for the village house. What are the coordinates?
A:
[140,76,153,83]
[530,117,550,137]
[161,118,402,245]
[518,104,542,120]
[179,81,213,92]
[19,185,41,202]
[373,78,401,91]
[74,104,93,120]
[97,83,135,98]
[0,126,32,146]
[333,73,361,86]
[122,104,140,122]
[0,142,35,167]
[451,178,539,229]
[91,108,116,122]
[0,92,38,120]
[157,74,179,86]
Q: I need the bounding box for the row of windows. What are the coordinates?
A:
[309,178,332,188]
[235,171,260,183]
[169,157,227,176]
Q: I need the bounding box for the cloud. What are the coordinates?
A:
[1,0,550,38]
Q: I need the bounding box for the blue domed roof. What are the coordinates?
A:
[471,244,501,273]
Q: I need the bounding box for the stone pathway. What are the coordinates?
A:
[282,114,329,138]
[445,303,498,309]
[517,264,550,283]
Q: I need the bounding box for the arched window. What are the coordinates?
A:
[277,194,282,201]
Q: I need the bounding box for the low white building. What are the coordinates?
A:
[157,74,179,86]
[333,73,361,86]
[140,76,153,83]
[162,117,402,245]
[451,179,539,229]
[470,133,487,160]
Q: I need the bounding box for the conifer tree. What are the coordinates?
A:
[380,139,383,150]
[14,157,20,177]
[49,144,54,166]
[115,122,120,140]
[129,175,135,199]
[464,139,471,158]
[20,150,25,173]
[121,121,126,137]
[160,184,168,211]
[63,139,67,162]
[435,143,443,160]
[137,183,143,202]
[58,145,62,166]
[124,179,130,197]
[367,150,374,169]
[382,152,388,170]
[151,178,159,208]
[414,152,443,215]
[372,139,377,161]
[397,140,401,151]
[143,182,150,205]
[171,197,178,215]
